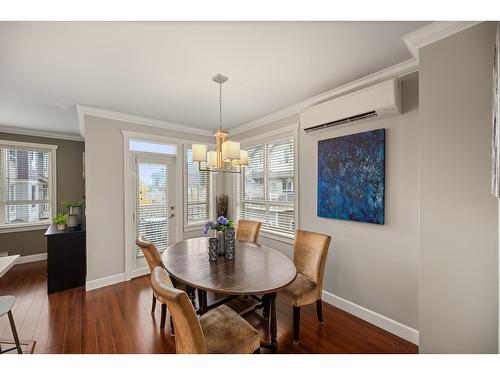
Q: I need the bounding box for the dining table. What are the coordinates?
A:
[161,237,297,352]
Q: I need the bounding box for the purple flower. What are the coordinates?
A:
[217,216,229,225]
[203,220,215,234]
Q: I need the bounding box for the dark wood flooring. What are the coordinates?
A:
[0,261,418,354]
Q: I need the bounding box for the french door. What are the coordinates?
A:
[133,153,176,272]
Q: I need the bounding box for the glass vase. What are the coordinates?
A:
[224,227,236,260]
[208,237,218,262]
[216,231,225,256]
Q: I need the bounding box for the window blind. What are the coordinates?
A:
[0,146,51,227]
[237,136,295,237]
[185,148,212,225]
[136,161,171,253]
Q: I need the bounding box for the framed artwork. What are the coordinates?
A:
[317,128,385,224]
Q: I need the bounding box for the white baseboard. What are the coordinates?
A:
[130,266,150,279]
[17,253,47,264]
[85,273,126,291]
[322,290,419,345]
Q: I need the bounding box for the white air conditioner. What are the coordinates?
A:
[301,78,401,132]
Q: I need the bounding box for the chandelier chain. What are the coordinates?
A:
[219,82,222,130]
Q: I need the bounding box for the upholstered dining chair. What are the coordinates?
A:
[236,220,262,243]
[151,266,261,354]
[279,229,331,343]
[135,236,170,331]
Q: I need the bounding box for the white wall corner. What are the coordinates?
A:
[322,290,419,345]
[403,21,482,61]
[76,104,212,138]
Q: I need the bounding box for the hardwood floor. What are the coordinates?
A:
[0,261,418,354]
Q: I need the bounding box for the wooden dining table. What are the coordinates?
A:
[161,237,297,352]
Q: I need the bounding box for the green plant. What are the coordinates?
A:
[53,213,68,225]
[63,198,85,209]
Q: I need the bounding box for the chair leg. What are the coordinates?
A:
[160,304,167,330]
[151,294,156,314]
[316,299,323,323]
[293,305,300,344]
[7,311,22,354]
[170,316,175,336]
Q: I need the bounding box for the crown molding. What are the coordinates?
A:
[230,57,419,136]
[403,21,482,60]
[0,124,83,142]
[76,104,212,138]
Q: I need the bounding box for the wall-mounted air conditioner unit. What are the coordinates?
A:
[301,78,401,132]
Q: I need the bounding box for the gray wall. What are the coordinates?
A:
[84,115,218,281]
[0,132,85,256]
[229,73,420,330]
[419,22,498,353]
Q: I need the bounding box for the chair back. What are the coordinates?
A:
[136,236,161,272]
[150,267,207,354]
[293,230,331,292]
[236,220,262,243]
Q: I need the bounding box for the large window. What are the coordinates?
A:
[0,141,57,231]
[236,135,295,238]
[185,148,213,227]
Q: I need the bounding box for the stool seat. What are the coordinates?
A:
[0,295,15,317]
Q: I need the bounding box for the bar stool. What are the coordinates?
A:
[0,295,22,354]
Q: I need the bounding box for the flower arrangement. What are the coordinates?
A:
[203,216,234,235]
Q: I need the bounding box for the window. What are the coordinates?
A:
[0,141,57,231]
[236,135,295,238]
[185,148,213,227]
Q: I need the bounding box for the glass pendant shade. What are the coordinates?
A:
[207,151,217,167]
[239,150,249,166]
[222,141,241,161]
[192,144,208,162]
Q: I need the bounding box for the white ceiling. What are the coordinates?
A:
[0,22,427,137]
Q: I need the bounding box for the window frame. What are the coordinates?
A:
[183,145,215,231]
[0,140,58,233]
[233,124,299,244]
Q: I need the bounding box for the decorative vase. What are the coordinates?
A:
[208,238,218,262]
[224,227,236,260]
[67,214,78,228]
[57,224,66,231]
[69,206,82,224]
[216,231,225,256]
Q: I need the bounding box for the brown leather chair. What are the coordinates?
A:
[279,229,331,343]
[236,220,262,243]
[135,236,169,330]
[151,266,261,354]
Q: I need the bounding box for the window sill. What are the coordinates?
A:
[259,229,295,245]
[0,222,51,234]
[184,224,204,233]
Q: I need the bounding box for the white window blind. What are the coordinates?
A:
[185,148,212,225]
[136,161,171,253]
[0,145,53,228]
[236,135,295,237]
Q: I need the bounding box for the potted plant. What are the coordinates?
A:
[54,213,68,231]
[63,198,85,224]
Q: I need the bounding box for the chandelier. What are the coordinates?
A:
[192,74,248,173]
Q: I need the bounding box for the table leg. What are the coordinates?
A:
[197,289,208,315]
[260,292,278,353]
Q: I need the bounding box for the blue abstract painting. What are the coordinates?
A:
[317,129,385,224]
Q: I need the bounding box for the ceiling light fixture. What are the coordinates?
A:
[192,74,248,173]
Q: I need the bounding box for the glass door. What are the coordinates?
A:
[133,154,176,271]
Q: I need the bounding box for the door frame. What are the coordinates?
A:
[123,130,186,281]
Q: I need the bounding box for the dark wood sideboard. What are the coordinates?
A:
[44,224,86,294]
